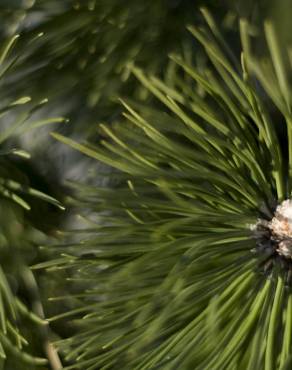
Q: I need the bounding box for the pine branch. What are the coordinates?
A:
[45,10,292,370]
[0,34,65,368]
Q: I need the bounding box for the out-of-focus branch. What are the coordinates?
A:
[22,267,63,370]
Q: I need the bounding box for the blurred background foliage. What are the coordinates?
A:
[0,0,235,130]
[0,33,66,369]
[0,0,291,368]
[0,0,287,137]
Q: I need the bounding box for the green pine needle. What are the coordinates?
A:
[48,11,292,370]
[0,33,64,367]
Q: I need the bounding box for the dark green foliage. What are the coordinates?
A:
[3,0,226,130]
[1,1,292,369]
[45,10,292,369]
[0,35,64,369]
